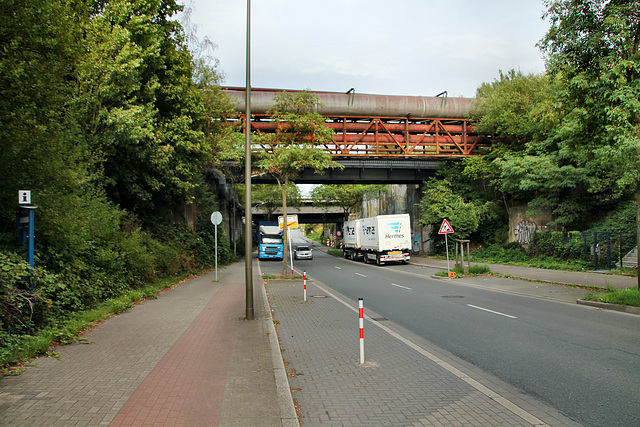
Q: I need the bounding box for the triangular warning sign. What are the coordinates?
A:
[438,219,454,234]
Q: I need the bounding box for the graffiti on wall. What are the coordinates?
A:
[514,219,537,245]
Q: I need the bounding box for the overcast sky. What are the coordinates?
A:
[181,0,550,98]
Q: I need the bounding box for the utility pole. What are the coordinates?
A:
[244,0,254,320]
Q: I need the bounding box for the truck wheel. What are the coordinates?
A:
[363,253,368,264]
[376,255,382,266]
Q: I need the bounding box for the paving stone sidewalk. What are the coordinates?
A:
[266,276,581,427]
[0,260,289,426]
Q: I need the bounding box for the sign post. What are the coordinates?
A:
[211,211,223,281]
[18,191,36,290]
[438,219,455,277]
[279,215,298,275]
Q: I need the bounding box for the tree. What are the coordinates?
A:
[254,91,341,275]
[75,0,212,222]
[235,183,302,221]
[470,70,553,151]
[310,184,387,218]
[419,179,494,241]
[539,0,640,286]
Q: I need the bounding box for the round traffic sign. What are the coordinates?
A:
[210,211,223,225]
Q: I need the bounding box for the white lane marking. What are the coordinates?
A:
[391,283,412,290]
[466,304,517,319]
[309,280,543,426]
[355,273,366,277]
[335,266,342,270]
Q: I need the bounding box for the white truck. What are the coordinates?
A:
[343,214,412,265]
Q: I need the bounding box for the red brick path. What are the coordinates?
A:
[110,278,244,426]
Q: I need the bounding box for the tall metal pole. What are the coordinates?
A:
[244,0,254,320]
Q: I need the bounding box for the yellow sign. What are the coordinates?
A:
[278,215,298,229]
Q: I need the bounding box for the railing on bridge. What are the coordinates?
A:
[226,87,491,159]
[246,114,489,158]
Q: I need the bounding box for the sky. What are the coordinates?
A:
[181,0,550,98]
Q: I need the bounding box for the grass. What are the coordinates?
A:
[262,274,302,280]
[582,287,640,307]
[435,264,492,278]
[0,272,196,373]
[327,249,343,257]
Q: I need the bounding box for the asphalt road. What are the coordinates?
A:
[261,230,640,427]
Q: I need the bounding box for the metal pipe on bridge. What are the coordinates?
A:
[225,87,475,119]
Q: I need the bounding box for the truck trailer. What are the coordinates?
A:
[343,214,411,265]
[343,219,363,260]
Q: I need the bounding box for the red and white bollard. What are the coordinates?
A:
[303,271,307,302]
[358,298,364,364]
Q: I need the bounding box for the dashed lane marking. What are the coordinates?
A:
[307,278,546,427]
[466,304,518,319]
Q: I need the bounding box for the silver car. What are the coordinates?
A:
[294,245,313,260]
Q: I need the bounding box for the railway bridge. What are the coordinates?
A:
[224,87,489,184]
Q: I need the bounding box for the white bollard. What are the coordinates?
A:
[359,298,364,364]
[303,271,307,302]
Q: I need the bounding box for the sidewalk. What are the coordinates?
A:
[409,255,637,291]
[0,258,295,426]
[267,275,579,426]
[0,251,633,426]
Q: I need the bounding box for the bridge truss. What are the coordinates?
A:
[242,114,490,159]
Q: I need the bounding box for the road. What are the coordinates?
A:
[261,230,640,427]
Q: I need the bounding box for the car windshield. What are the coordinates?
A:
[296,246,310,251]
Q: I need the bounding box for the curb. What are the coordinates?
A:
[257,259,300,427]
[576,299,640,315]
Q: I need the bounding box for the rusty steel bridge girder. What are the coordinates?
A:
[225,87,491,160]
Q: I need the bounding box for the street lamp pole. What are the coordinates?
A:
[244,0,254,320]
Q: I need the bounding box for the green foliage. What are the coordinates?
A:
[539,0,640,233]
[236,183,302,221]
[0,253,49,334]
[470,70,552,148]
[471,240,591,271]
[473,242,531,264]
[468,265,491,275]
[438,264,491,277]
[584,287,640,307]
[419,178,496,240]
[0,0,237,361]
[311,184,387,216]
[529,231,586,260]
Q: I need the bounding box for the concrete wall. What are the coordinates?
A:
[507,205,554,245]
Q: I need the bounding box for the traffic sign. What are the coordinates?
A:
[210,211,223,225]
[438,219,454,234]
[18,190,31,205]
[278,214,298,229]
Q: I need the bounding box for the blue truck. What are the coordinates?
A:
[258,221,284,260]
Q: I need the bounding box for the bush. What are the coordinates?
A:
[0,252,54,334]
[529,230,584,260]
[468,264,491,275]
[472,242,530,264]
